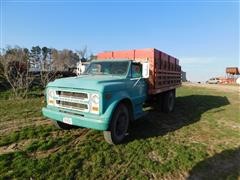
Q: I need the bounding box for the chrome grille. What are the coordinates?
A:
[56,100,88,111]
[56,91,88,100]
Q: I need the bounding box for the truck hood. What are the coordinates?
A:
[47,75,127,92]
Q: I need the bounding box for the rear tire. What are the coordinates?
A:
[162,90,175,113]
[155,93,163,111]
[103,104,129,144]
[53,120,75,130]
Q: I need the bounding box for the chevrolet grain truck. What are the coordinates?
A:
[42,48,181,144]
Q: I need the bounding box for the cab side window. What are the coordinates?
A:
[131,63,141,78]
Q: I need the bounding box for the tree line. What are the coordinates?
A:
[0,45,93,98]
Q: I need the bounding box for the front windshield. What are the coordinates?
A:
[84,61,129,76]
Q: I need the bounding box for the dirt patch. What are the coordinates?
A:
[0,117,51,137]
[217,118,240,130]
[148,150,177,164]
[28,129,90,159]
[49,127,87,138]
[67,129,90,148]
[29,147,61,159]
[148,151,162,163]
[161,171,188,180]
[0,139,32,155]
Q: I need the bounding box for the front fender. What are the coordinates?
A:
[102,91,133,126]
[103,100,119,124]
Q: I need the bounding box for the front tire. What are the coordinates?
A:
[103,104,129,144]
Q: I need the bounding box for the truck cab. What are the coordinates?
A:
[42,59,149,144]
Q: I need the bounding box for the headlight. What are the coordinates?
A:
[91,94,99,104]
[90,93,99,114]
[48,89,55,98]
[47,89,55,105]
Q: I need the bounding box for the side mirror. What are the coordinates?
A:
[142,61,149,78]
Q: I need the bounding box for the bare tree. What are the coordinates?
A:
[39,47,57,88]
[76,46,88,62]
[28,46,57,88]
[0,56,7,90]
[52,49,79,71]
[0,46,34,98]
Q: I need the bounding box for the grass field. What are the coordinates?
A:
[0,85,239,179]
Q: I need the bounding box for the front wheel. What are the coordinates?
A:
[103,104,129,144]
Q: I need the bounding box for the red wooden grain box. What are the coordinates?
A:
[97,48,181,95]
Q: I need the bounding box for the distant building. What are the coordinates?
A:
[236,77,240,85]
[224,67,240,84]
[181,71,187,82]
[226,67,239,77]
[76,60,90,76]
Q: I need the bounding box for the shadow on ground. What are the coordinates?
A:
[126,95,230,142]
[187,147,240,180]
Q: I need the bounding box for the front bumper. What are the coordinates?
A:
[42,107,109,131]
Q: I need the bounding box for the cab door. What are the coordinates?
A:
[128,62,147,118]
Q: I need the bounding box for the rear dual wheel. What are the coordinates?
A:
[103,104,129,144]
[162,90,175,113]
[156,90,175,113]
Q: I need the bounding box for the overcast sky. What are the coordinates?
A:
[1,0,239,81]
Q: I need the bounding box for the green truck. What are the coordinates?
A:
[42,48,181,144]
